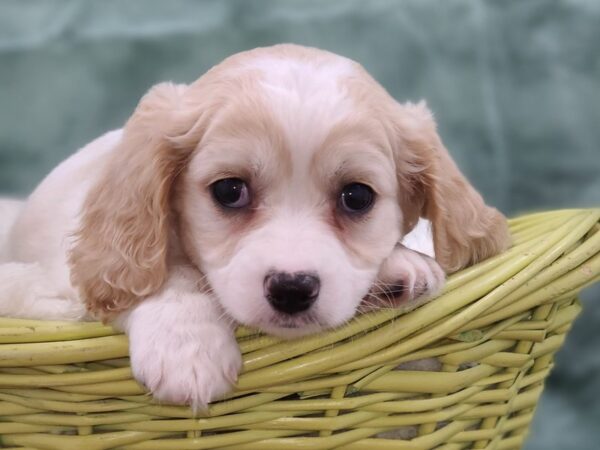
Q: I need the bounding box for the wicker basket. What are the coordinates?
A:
[0,209,599,450]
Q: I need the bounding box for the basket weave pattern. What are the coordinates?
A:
[0,209,599,450]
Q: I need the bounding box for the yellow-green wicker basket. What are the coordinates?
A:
[1,209,599,450]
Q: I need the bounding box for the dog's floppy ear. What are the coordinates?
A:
[394,102,510,273]
[69,82,205,320]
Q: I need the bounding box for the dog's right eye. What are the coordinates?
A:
[211,178,250,208]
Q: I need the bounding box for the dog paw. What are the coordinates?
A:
[128,323,242,411]
[367,245,445,310]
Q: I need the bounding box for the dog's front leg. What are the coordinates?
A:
[368,244,445,310]
[114,266,242,411]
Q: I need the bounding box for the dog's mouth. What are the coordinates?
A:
[257,310,326,337]
[272,311,319,328]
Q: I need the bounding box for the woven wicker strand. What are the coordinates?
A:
[0,208,599,450]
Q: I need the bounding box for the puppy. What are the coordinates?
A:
[0,44,509,409]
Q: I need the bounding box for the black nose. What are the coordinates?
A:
[264,271,320,315]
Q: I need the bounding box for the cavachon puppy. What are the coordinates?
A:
[0,44,510,409]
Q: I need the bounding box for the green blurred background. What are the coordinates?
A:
[0,0,598,447]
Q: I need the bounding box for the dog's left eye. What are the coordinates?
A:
[339,183,375,213]
[211,178,250,208]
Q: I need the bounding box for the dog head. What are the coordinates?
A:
[69,44,509,336]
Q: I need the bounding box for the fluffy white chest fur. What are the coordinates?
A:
[0,44,508,409]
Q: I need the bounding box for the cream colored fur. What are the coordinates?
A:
[0,44,509,409]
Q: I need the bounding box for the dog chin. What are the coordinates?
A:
[261,323,324,339]
[248,312,332,339]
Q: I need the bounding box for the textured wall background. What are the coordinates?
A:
[0,1,599,447]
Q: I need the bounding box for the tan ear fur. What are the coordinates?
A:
[69,83,204,320]
[395,102,511,273]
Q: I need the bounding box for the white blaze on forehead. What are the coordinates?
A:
[248,56,356,157]
[242,55,358,207]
